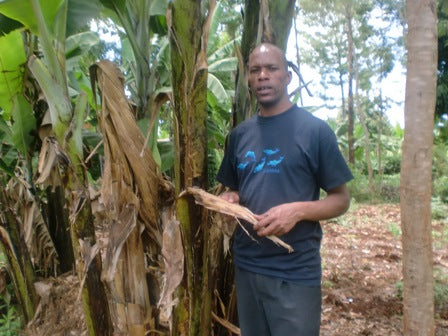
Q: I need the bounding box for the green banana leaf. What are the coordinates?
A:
[10,95,36,157]
[0,30,26,118]
[66,0,102,36]
[0,0,63,34]
[0,12,22,35]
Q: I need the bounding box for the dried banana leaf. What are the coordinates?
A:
[180,187,293,253]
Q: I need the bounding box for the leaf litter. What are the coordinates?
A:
[21,204,448,335]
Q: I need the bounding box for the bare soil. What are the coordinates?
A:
[321,204,448,336]
[22,204,448,335]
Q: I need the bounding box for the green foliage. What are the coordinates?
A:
[0,30,26,119]
[66,0,102,36]
[157,139,174,174]
[0,0,62,35]
[0,254,21,336]
[347,169,371,203]
[436,0,448,142]
[382,153,401,175]
[395,280,403,300]
[387,222,401,238]
[207,90,231,188]
[348,170,401,203]
[10,96,36,159]
[433,142,448,202]
[434,267,448,317]
[0,299,21,336]
[433,176,448,204]
[431,197,448,220]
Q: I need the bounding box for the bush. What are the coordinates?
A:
[431,197,448,220]
[433,175,448,203]
[379,174,401,203]
[348,170,401,204]
[347,170,371,203]
[383,153,402,175]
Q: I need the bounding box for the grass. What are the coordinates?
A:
[387,222,402,238]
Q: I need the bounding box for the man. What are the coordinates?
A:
[217,43,353,335]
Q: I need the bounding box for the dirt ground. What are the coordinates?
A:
[320,204,448,336]
[22,204,448,335]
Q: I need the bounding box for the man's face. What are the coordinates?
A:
[248,44,291,107]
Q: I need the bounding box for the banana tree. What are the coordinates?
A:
[0,0,112,334]
[169,0,212,333]
[99,0,170,166]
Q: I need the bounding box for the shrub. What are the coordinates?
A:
[433,175,448,203]
[431,197,448,220]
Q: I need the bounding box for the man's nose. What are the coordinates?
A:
[258,68,268,79]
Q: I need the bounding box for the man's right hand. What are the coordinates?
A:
[220,190,240,204]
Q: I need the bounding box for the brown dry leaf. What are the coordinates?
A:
[90,60,171,333]
[158,208,184,328]
[211,311,240,335]
[35,137,66,188]
[23,200,58,274]
[77,238,100,300]
[4,179,58,274]
[180,187,293,252]
[90,60,172,234]
[0,226,16,259]
[102,204,138,283]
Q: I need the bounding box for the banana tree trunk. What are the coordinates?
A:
[45,186,75,273]
[0,192,38,323]
[27,0,113,332]
[169,0,211,334]
[90,60,174,335]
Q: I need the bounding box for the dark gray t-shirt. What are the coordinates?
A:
[217,105,353,285]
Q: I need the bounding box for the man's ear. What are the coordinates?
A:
[287,71,292,85]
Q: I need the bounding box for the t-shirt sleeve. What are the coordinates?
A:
[317,124,354,191]
[216,131,239,190]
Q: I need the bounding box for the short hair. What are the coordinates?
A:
[248,43,289,71]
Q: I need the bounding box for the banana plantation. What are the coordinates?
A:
[0,0,446,335]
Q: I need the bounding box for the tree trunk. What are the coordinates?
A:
[45,186,75,273]
[169,0,210,334]
[400,0,437,335]
[0,192,38,323]
[27,0,114,332]
[67,183,113,335]
[233,0,259,126]
[354,57,374,196]
[345,6,355,165]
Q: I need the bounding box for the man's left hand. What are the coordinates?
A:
[253,203,301,237]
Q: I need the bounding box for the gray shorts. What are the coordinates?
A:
[235,267,321,336]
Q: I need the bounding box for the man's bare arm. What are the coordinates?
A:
[254,184,351,237]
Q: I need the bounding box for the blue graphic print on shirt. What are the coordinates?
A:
[238,148,284,174]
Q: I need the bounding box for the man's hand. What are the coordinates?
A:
[220,190,240,204]
[253,184,351,237]
[254,203,301,237]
